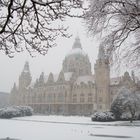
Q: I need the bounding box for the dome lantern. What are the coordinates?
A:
[72,36,82,49]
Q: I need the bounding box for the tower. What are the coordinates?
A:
[94,45,110,111]
[19,61,32,90]
[10,83,18,105]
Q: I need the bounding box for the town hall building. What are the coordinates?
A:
[10,36,139,115]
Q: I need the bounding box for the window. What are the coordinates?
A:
[47,93,53,102]
[99,97,102,102]
[80,93,85,103]
[57,93,64,102]
[73,94,77,103]
[88,93,92,102]
[99,105,102,109]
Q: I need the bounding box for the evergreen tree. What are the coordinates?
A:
[111,87,140,122]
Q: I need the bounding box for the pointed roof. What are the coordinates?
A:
[39,72,45,83]
[98,44,105,60]
[47,72,54,83]
[57,71,65,83]
[123,71,131,81]
[11,82,17,92]
[72,36,82,49]
[23,61,30,73]
[13,83,17,90]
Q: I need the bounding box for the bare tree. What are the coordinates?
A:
[0,0,83,57]
[85,0,140,68]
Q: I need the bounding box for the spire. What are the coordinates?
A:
[34,79,39,87]
[39,72,45,84]
[48,73,54,83]
[19,61,32,89]
[57,71,65,83]
[72,36,82,49]
[13,83,17,90]
[23,61,30,73]
[11,82,17,92]
[98,44,105,60]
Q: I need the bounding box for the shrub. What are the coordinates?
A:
[0,106,33,119]
[91,111,115,122]
[120,112,140,121]
[13,106,33,116]
[0,107,21,118]
[120,113,131,121]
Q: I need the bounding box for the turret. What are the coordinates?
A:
[120,71,137,90]
[10,83,18,105]
[94,44,110,111]
[38,72,45,87]
[57,71,65,83]
[72,36,82,49]
[11,83,17,93]
[47,72,54,84]
[19,61,32,90]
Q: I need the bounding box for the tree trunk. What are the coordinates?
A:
[130,112,135,123]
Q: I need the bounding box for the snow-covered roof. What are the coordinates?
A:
[26,81,35,89]
[44,75,49,83]
[110,77,121,85]
[66,48,86,57]
[45,74,59,82]
[23,69,29,73]
[74,75,95,85]
[44,72,73,83]
[64,72,73,81]
[53,74,59,82]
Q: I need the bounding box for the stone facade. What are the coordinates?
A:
[10,36,139,115]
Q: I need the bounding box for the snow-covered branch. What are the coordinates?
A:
[85,0,140,68]
[0,0,84,57]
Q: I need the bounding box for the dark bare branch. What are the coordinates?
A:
[0,0,84,57]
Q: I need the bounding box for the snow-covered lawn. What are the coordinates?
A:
[0,115,140,140]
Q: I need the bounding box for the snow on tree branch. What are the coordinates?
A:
[85,0,140,68]
[111,87,140,122]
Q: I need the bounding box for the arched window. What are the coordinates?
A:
[99,97,102,102]
[47,93,53,103]
[73,94,77,103]
[99,104,102,109]
[88,93,92,102]
[57,93,64,102]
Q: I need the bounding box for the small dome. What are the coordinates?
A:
[66,47,86,57]
[66,36,86,57]
[123,71,131,80]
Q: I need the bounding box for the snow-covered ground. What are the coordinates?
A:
[0,115,140,140]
